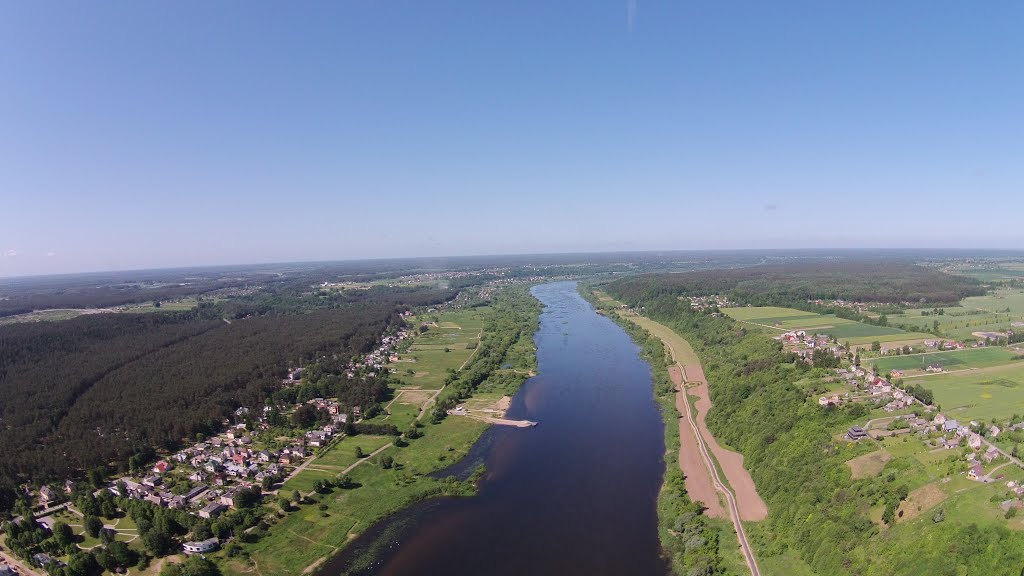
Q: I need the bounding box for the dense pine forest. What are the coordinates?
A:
[606,277,1024,576]
[610,261,985,306]
[0,282,455,501]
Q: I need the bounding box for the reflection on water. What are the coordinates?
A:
[318,282,668,576]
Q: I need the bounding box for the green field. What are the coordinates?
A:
[723,306,930,344]
[872,347,1020,374]
[916,363,1024,421]
[891,288,1024,340]
[233,416,487,575]
[389,309,487,390]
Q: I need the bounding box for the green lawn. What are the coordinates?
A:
[872,347,1020,374]
[308,435,394,470]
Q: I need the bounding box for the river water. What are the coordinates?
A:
[318,281,668,576]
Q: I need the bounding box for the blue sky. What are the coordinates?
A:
[1,2,1022,276]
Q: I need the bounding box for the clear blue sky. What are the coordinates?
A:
[2,2,1022,276]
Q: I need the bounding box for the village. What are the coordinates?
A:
[2,320,418,573]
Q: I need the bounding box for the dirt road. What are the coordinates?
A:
[622,313,764,576]
[667,365,726,518]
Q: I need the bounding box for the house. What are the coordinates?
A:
[933,413,947,426]
[943,420,959,433]
[153,461,170,474]
[968,463,984,480]
[847,426,868,441]
[258,450,275,463]
[198,501,228,519]
[32,553,56,568]
[990,425,1002,438]
[0,565,17,576]
[183,537,220,554]
[63,479,78,494]
[39,485,58,505]
[984,447,1000,463]
[968,434,983,450]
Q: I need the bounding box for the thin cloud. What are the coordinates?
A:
[2,249,16,257]
[627,0,637,33]
[764,204,778,212]
[46,250,57,257]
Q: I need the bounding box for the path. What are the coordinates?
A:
[340,443,393,475]
[623,313,763,576]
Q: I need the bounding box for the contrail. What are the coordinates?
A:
[627,0,637,33]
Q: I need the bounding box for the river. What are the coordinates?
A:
[318,281,668,576]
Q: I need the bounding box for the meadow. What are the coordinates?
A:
[872,347,1020,374]
[891,288,1024,339]
[387,308,488,391]
[723,306,930,344]
[915,363,1024,421]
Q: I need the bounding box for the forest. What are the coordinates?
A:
[610,261,985,306]
[0,283,454,499]
[606,276,1024,575]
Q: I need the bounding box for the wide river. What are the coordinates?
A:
[319,281,668,575]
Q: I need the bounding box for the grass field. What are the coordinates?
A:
[233,416,487,575]
[723,306,931,345]
[916,362,1024,421]
[872,347,1021,374]
[388,309,487,391]
[891,288,1024,340]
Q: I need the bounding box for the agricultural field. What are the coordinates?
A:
[872,347,1021,375]
[891,288,1024,340]
[915,363,1024,421]
[723,306,930,344]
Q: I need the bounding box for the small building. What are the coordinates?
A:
[198,501,228,519]
[968,434,983,450]
[847,426,868,441]
[984,447,1000,463]
[38,485,58,505]
[943,420,959,433]
[183,537,219,554]
[968,463,984,480]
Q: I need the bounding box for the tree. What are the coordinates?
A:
[871,341,881,352]
[278,497,292,511]
[233,487,262,509]
[84,515,104,538]
[380,455,394,469]
[291,489,301,503]
[142,528,175,557]
[336,474,355,489]
[53,521,75,548]
[354,446,365,458]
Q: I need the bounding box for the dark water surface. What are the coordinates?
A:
[319,281,668,576]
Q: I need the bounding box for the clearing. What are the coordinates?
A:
[847,450,894,479]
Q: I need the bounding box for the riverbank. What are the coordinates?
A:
[219,286,541,576]
[582,287,735,575]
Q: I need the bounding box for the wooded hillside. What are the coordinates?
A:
[610,261,984,305]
